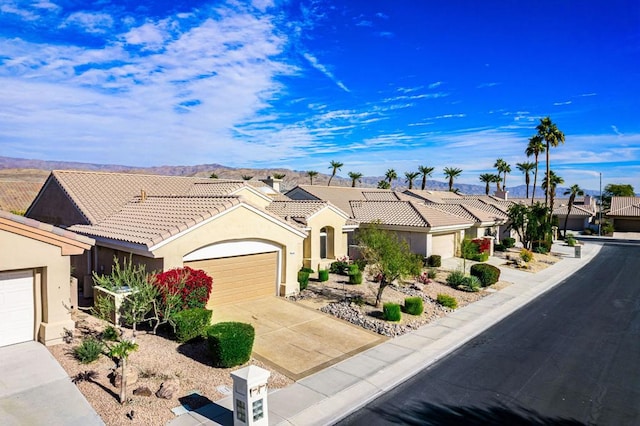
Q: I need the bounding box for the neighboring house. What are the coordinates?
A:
[553,204,594,232]
[266,200,356,270]
[607,196,640,232]
[26,171,308,308]
[0,180,43,214]
[0,211,94,347]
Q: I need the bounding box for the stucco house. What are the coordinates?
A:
[607,196,640,232]
[26,171,353,307]
[0,211,94,347]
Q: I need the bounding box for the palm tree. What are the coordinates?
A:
[479,173,499,195]
[327,160,343,186]
[536,117,565,207]
[384,169,397,185]
[348,171,363,187]
[377,180,391,189]
[516,162,536,199]
[209,172,218,179]
[494,158,511,191]
[443,167,462,192]
[241,175,253,181]
[562,184,584,238]
[272,173,286,179]
[418,165,435,190]
[541,170,564,215]
[306,170,318,185]
[525,135,545,204]
[404,171,420,190]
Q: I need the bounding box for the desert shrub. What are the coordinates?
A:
[446,270,466,288]
[470,263,501,287]
[354,258,368,272]
[298,270,310,290]
[329,257,350,274]
[318,269,329,282]
[437,294,458,309]
[502,237,516,248]
[472,238,491,254]
[155,267,213,310]
[602,221,614,235]
[74,337,103,364]
[172,308,213,343]
[404,297,424,316]
[300,267,314,274]
[470,251,490,262]
[520,248,534,263]
[206,322,255,368]
[534,246,549,254]
[494,243,506,252]
[566,234,577,247]
[348,271,363,284]
[427,268,437,279]
[383,303,402,322]
[101,325,120,342]
[458,275,482,292]
[347,264,359,275]
[426,255,442,267]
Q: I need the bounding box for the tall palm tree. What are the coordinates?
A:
[525,135,545,204]
[541,170,564,215]
[327,160,343,186]
[418,165,435,190]
[443,167,462,192]
[385,169,398,185]
[516,162,536,199]
[536,117,565,207]
[404,171,420,190]
[494,158,511,191]
[479,173,499,195]
[272,173,286,179]
[377,180,391,189]
[306,170,318,185]
[348,171,363,187]
[562,184,585,238]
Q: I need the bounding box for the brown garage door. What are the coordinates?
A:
[614,218,640,232]
[185,251,278,308]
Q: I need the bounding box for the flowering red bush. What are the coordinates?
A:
[472,238,491,254]
[154,267,213,310]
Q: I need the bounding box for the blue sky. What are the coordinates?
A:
[0,0,638,191]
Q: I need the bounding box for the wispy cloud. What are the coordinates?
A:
[611,125,623,136]
[553,100,572,106]
[61,11,115,34]
[477,82,499,88]
[428,81,443,89]
[377,31,394,38]
[302,52,350,92]
[355,20,372,27]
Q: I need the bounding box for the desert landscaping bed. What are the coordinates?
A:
[49,313,293,426]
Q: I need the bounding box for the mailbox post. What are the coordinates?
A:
[231,365,270,426]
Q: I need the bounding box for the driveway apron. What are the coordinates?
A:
[212,297,386,380]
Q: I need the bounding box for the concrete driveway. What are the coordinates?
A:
[0,341,104,426]
[213,297,386,380]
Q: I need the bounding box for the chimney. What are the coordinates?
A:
[494,189,508,200]
[260,176,282,192]
[141,189,147,202]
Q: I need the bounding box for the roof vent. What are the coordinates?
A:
[141,190,147,202]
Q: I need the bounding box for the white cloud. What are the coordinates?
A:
[611,125,623,136]
[123,21,171,51]
[553,100,572,106]
[61,11,114,34]
[302,51,350,92]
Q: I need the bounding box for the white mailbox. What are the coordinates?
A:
[231,365,271,426]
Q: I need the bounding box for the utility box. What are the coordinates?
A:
[231,365,270,426]
[575,245,582,258]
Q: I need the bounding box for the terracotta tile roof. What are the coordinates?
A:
[266,200,330,226]
[0,210,94,246]
[349,201,473,229]
[187,181,246,196]
[428,203,507,224]
[457,199,512,217]
[362,191,401,201]
[69,196,241,247]
[0,181,43,213]
[552,204,593,216]
[403,189,463,203]
[287,185,396,213]
[50,170,211,224]
[609,196,640,217]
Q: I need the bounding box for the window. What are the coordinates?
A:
[253,399,264,421]
[320,227,328,259]
[236,399,246,422]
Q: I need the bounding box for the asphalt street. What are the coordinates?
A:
[339,244,640,426]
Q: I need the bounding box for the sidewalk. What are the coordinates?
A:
[169,242,602,426]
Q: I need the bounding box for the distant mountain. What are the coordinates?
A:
[0,156,599,198]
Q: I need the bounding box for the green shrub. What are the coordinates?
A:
[602,221,614,235]
[354,258,368,272]
[300,267,314,274]
[458,275,482,292]
[297,270,310,290]
[101,325,120,342]
[534,246,549,254]
[494,243,506,252]
[74,337,103,364]
[520,248,534,262]
[347,264,359,275]
[404,297,424,316]
[329,260,349,274]
[206,322,255,368]
[566,237,577,247]
[437,294,458,309]
[318,269,329,282]
[426,255,442,267]
[470,263,501,287]
[470,251,490,262]
[172,308,213,343]
[348,271,363,284]
[446,270,466,288]
[383,303,402,321]
[427,268,437,279]
[502,237,516,248]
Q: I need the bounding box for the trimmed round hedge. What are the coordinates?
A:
[470,263,501,287]
[404,297,424,316]
[206,322,255,368]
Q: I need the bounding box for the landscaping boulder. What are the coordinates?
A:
[111,366,138,388]
[156,379,180,399]
[133,386,153,397]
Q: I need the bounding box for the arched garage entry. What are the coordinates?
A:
[183,240,281,308]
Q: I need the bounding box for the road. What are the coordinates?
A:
[339,244,640,425]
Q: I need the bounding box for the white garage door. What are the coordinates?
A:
[0,270,35,347]
[432,233,456,259]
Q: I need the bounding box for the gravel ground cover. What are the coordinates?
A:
[49,313,293,426]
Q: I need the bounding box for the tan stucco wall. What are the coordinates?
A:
[0,229,74,346]
[305,208,349,270]
[153,205,305,296]
[235,188,272,209]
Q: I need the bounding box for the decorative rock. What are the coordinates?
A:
[133,386,153,397]
[156,379,180,399]
[112,367,138,388]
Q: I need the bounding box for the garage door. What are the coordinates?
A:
[614,219,640,232]
[185,252,278,308]
[432,233,456,259]
[0,270,35,347]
